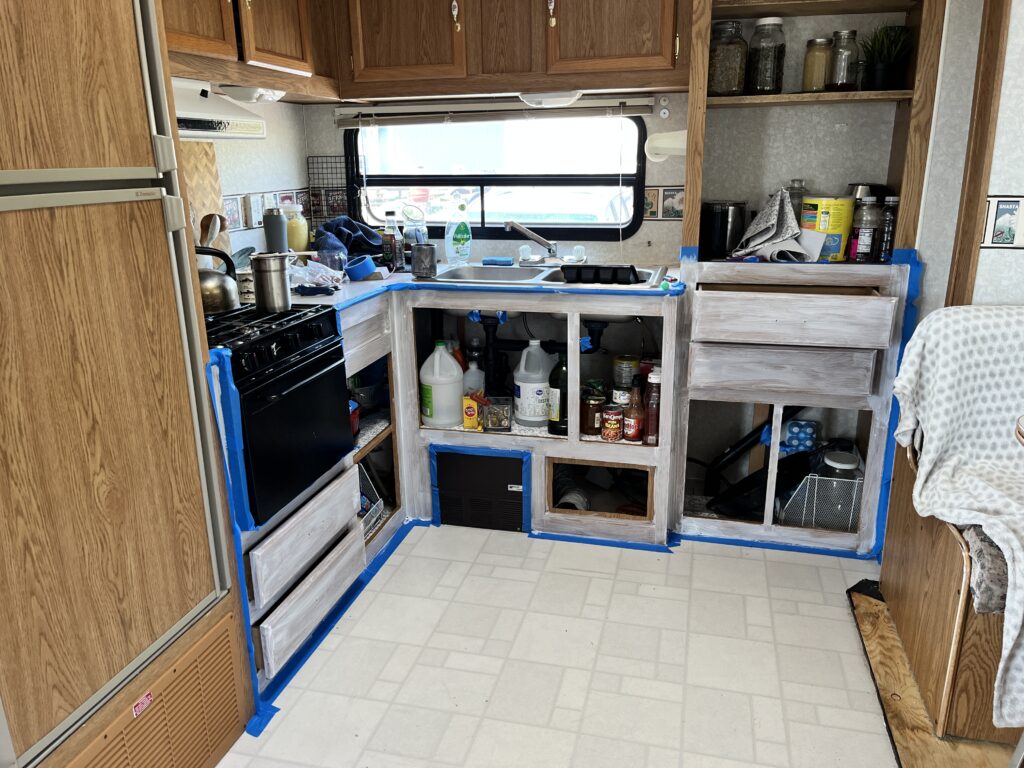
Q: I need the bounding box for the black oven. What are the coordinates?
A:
[207,305,355,527]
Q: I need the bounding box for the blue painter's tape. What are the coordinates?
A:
[680,246,699,263]
[206,350,256,532]
[429,444,532,531]
[871,247,923,561]
[580,336,593,352]
[496,310,508,325]
[529,531,672,553]
[246,518,428,735]
[668,531,876,560]
[467,309,482,323]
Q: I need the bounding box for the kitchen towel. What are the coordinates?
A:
[313,215,383,255]
[893,305,1024,727]
[731,188,811,262]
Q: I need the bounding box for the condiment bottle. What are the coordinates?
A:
[547,353,569,437]
[878,196,900,264]
[848,196,883,263]
[623,375,645,443]
[382,209,404,271]
[642,372,661,447]
[802,38,833,92]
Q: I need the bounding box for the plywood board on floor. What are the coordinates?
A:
[850,589,1013,768]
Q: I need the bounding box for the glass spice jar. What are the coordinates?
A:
[708,21,747,96]
[601,404,624,442]
[802,38,833,92]
[581,394,605,436]
[827,30,860,91]
[746,17,786,95]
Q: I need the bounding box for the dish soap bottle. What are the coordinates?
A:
[445,203,472,265]
[548,353,569,436]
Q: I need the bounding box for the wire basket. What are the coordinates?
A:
[776,474,863,533]
[358,464,386,540]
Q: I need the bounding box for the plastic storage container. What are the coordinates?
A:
[463,361,485,395]
[445,203,473,265]
[420,341,463,428]
[514,339,555,427]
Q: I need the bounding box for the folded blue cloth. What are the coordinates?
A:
[481,257,513,266]
[313,216,383,255]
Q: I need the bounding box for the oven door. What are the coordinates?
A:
[240,340,354,526]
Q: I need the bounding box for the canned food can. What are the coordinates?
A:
[612,355,640,389]
[611,388,631,405]
[800,196,855,262]
[601,405,624,441]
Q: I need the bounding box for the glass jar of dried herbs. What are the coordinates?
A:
[746,17,786,95]
[708,21,747,96]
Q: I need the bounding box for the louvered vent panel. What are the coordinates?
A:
[67,613,245,768]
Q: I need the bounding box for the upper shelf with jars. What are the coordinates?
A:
[711,0,917,19]
[706,10,916,107]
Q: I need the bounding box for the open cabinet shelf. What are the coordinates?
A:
[712,0,917,18]
[707,89,913,108]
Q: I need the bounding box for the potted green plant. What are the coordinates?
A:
[861,25,912,91]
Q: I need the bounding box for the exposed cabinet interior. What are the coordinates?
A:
[548,457,654,520]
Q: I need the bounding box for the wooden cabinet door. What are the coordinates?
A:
[0,1,158,181]
[348,0,467,81]
[546,0,677,74]
[239,0,315,74]
[164,0,239,59]
[0,191,218,757]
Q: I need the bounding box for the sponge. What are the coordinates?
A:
[481,257,514,266]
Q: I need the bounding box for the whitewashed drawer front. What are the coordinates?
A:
[249,466,360,612]
[258,527,366,679]
[340,296,391,376]
[689,343,877,397]
[692,290,898,349]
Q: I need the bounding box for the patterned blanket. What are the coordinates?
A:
[893,305,1024,728]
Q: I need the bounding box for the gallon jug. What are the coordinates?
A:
[514,340,555,427]
[463,361,485,395]
[420,341,463,428]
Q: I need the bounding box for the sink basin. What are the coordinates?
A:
[433,265,547,283]
[541,268,657,285]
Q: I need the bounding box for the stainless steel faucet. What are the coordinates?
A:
[503,221,558,259]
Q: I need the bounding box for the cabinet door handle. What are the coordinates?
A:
[547,0,556,27]
[245,0,251,9]
[451,0,461,32]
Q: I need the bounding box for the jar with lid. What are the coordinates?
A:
[819,451,864,529]
[802,38,833,92]
[746,17,786,95]
[784,178,808,226]
[708,21,747,96]
[280,204,309,252]
[826,30,859,91]
[581,394,605,436]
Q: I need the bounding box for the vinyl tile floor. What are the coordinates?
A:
[220,525,895,768]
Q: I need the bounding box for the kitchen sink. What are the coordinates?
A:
[425,263,668,289]
[431,265,548,283]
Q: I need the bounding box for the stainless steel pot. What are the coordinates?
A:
[251,253,292,313]
[196,246,241,314]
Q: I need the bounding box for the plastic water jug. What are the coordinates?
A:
[420,341,463,428]
[514,340,556,427]
[463,361,485,395]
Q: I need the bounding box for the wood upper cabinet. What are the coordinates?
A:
[546,0,678,73]
[239,0,315,74]
[163,0,239,60]
[0,1,157,178]
[348,0,468,81]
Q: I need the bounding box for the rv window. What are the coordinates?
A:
[345,116,645,241]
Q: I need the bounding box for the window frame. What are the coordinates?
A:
[343,116,648,242]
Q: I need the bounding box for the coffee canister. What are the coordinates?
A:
[412,243,438,278]
[251,253,292,312]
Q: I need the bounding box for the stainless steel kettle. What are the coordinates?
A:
[196,246,241,314]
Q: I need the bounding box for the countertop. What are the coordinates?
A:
[292,265,685,311]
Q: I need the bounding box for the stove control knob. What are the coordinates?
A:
[283,332,301,352]
[238,351,259,372]
[301,323,325,341]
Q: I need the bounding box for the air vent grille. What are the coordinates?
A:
[67,612,244,768]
